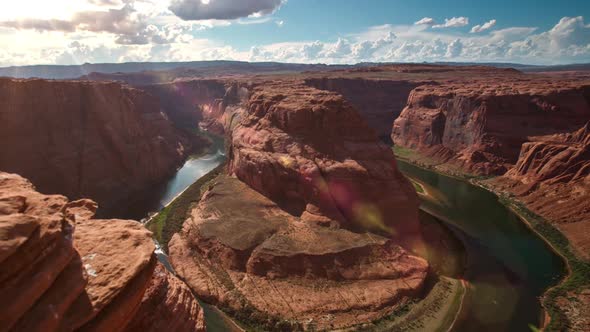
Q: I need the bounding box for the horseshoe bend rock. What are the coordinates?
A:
[0,172,205,332]
[169,175,428,330]
[228,83,423,248]
[169,82,428,330]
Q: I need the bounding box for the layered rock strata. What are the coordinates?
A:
[491,123,590,260]
[0,172,205,332]
[392,81,590,175]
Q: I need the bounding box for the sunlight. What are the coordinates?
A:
[0,0,110,21]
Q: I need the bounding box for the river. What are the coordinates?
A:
[397,160,566,332]
[129,136,565,331]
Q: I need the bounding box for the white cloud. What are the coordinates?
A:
[471,19,497,33]
[276,20,284,27]
[414,17,435,26]
[432,17,469,29]
[0,12,589,66]
[169,0,284,21]
[445,39,463,57]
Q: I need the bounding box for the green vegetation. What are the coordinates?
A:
[393,145,416,160]
[410,179,425,194]
[498,197,590,331]
[394,145,589,331]
[366,277,465,332]
[392,146,493,182]
[146,162,226,252]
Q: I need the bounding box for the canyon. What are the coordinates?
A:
[168,82,429,330]
[0,78,191,212]
[0,63,588,331]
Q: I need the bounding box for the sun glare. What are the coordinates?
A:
[0,0,106,21]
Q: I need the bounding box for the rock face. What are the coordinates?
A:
[0,172,205,332]
[0,78,187,211]
[491,123,590,259]
[229,83,422,245]
[142,80,250,135]
[305,78,420,140]
[169,83,428,330]
[392,81,590,175]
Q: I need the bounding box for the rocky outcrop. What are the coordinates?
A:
[305,78,420,140]
[491,123,590,259]
[126,264,206,332]
[0,172,205,332]
[392,81,590,175]
[229,83,422,245]
[169,83,428,330]
[0,78,188,211]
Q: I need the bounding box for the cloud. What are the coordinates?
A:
[471,19,497,33]
[0,3,192,45]
[432,17,469,29]
[169,0,284,21]
[445,39,463,57]
[414,17,435,25]
[276,20,284,27]
[0,13,589,66]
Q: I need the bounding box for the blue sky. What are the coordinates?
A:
[201,0,590,49]
[0,0,589,66]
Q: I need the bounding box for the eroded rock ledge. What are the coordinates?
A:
[0,172,205,332]
[169,83,428,330]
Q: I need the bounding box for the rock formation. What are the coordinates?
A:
[169,83,428,330]
[392,80,590,175]
[491,123,590,259]
[0,171,205,332]
[0,78,188,211]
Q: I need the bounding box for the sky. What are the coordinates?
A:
[0,0,589,66]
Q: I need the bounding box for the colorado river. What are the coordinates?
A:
[105,133,226,220]
[119,134,564,331]
[397,160,566,332]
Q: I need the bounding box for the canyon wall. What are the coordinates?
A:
[0,78,188,211]
[142,79,250,134]
[0,171,205,332]
[392,81,590,175]
[169,82,428,330]
[305,78,419,140]
[491,123,590,260]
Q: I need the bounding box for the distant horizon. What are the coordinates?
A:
[0,0,588,67]
[2,59,590,69]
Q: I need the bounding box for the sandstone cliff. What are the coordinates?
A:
[0,172,205,332]
[169,83,428,330]
[0,78,188,212]
[491,123,590,260]
[392,80,590,175]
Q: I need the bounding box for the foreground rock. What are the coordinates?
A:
[0,78,188,211]
[169,83,428,330]
[0,172,205,332]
